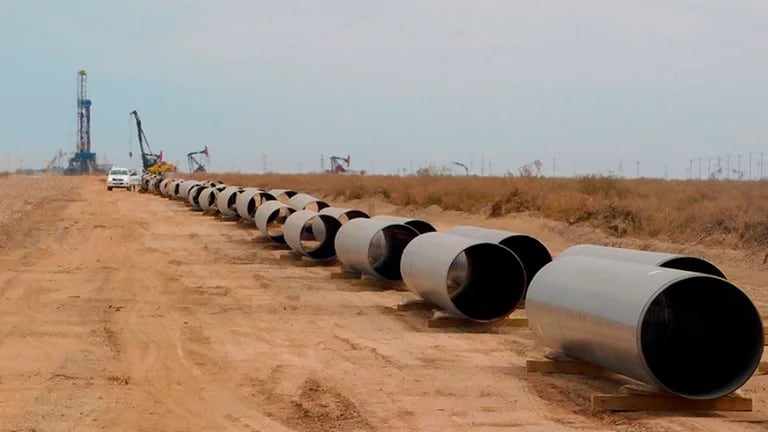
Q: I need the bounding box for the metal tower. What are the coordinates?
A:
[66,69,97,174]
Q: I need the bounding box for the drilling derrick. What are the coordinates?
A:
[66,69,97,174]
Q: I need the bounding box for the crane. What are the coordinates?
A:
[452,161,469,175]
[187,146,209,173]
[129,110,176,175]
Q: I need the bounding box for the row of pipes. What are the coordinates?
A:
[141,174,765,401]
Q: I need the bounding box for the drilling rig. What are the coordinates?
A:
[187,146,209,173]
[65,69,97,175]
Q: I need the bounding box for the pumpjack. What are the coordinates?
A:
[187,146,209,173]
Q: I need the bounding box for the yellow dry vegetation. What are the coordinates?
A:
[187,172,768,251]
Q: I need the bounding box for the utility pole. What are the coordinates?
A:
[552,157,556,177]
[481,157,485,176]
[707,157,712,178]
[738,154,742,177]
[664,164,668,180]
[689,158,693,179]
[618,159,623,178]
[761,152,765,179]
[262,154,267,173]
[320,154,325,172]
[636,160,640,178]
[698,157,702,179]
[726,154,731,179]
[748,153,752,180]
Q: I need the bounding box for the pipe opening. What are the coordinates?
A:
[336,210,368,224]
[444,243,525,321]
[273,190,297,203]
[368,225,419,280]
[640,276,763,399]
[405,220,436,234]
[498,236,552,291]
[299,215,341,259]
[190,186,205,207]
[266,206,295,240]
[248,192,276,219]
[304,200,330,212]
[660,257,726,279]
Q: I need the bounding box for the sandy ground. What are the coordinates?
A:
[0,175,766,432]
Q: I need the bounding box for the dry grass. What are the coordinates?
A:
[185,172,768,251]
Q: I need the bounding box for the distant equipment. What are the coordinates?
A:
[328,155,351,173]
[452,161,469,175]
[129,110,177,175]
[65,70,98,175]
[187,146,210,173]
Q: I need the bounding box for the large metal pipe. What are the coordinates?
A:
[445,226,552,293]
[288,193,329,211]
[199,185,227,213]
[557,244,726,279]
[268,188,297,203]
[176,180,199,200]
[371,215,436,234]
[235,188,277,222]
[216,186,245,217]
[283,210,342,260]
[170,179,185,199]
[319,207,370,222]
[335,218,420,280]
[526,255,763,400]
[400,232,526,321]
[159,178,174,197]
[187,184,207,210]
[255,200,296,243]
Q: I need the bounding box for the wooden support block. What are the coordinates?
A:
[396,299,437,312]
[279,252,302,261]
[427,314,529,329]
[330,270,362,280]
[296,257,338,267]
[758,361,768,374]
[591,392,752,412]
[526,359,608,377]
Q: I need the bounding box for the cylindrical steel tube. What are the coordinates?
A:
[171,179,185,199]
[526,255,763,399]
[288,193,329,211]
[335,218,420,280]
[216,186,244,217]
[446,226,552,292]
[187,184,207,210]
[199,186,226,212]
[557,244,726,278]
[283,210,342,259]
[400,232,526,321]
[236,189,276,222]
[159,178,173,197]
[255,200,296,243]
[319,207,370,222]
[268,188,297,203]
[371,215,436,234]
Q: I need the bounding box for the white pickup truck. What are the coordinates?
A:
[107,167,140,191]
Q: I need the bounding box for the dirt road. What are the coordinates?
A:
[0,176,765,431]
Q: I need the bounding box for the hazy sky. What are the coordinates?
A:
[2,1,767,178]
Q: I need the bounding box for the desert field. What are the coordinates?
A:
[0,173,766,431]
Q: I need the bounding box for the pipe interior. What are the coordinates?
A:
[276,191,297,203]
[300,215,341,259]
[405,220,437,234]
[660,257,726,279]
[337,210,368,224]
[266,207,294,240]
[640,276,763,399]
[368,225,419,280]
[499,236,552,291]
[304,200,330,212]
[248,193,276,218]
[445,243,525,321]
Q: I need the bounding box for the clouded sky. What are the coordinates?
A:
[2,1,767,178]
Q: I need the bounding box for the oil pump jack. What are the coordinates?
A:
[129,110,176,175]
[187,146,209,173]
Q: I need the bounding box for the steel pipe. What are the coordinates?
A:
[199,185,227,213]
[255,200,297,244]
[188,184,207,210]
[216,186,245,217]
[400,232,526,321]
[268,188,297,203]
[319,207,370,222]
[335,218,420,280]
[557,244,726,279]
[283,210,342,260]
[446,226,552,293]
[159,178,174,197]
[176,180,198,200]
[235,188,277,222]
[526,256,763,399]
[288,193,329,211]
[371,215,436,234]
